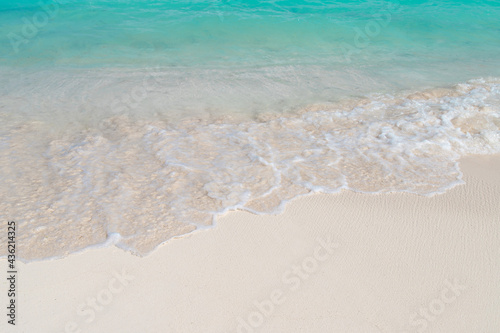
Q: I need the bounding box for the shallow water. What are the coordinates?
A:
[2,0,500,118]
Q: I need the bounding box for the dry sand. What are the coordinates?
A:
[1,155,499,333]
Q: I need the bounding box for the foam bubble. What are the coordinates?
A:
[1,78,499,260]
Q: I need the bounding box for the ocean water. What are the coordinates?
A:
[0,0,499,259]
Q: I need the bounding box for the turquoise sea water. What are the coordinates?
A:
[2,0,500,69]
[1,1,499,259]
[1,0,500,106]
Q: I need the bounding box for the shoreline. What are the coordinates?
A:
[2,77,499,259]
[1,154,499,332]
[3,150,487,264]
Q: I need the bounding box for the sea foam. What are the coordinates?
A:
[1,78,499,260]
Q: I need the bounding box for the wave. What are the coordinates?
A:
[1,78,499,260]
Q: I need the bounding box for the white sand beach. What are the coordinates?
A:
[1,154,499,333]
